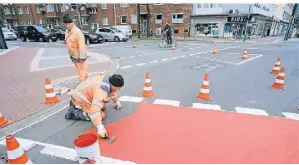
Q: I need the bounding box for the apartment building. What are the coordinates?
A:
[3,3,192,37]
[190,3,295,38]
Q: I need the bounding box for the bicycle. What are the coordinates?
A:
[158,32,176,49]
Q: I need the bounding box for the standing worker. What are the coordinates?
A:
[63,14,88,83]
[65,73,124,139]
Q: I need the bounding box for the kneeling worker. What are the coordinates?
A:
[65,73,124,138]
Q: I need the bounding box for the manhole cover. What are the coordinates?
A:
[193,63,224,71]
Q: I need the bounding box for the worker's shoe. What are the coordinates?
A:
[65,101,91,121]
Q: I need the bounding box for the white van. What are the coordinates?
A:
[111,25,132,37]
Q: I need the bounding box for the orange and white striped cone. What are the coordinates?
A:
[240,49,248,60]
[141,72,155,97]
[49,39,52,44]
[44,78,60,104]
[271,66,286,90]
[270,57,281,74]
[74,133,102,164]
[197,74,212,101]
[172,44,176,50]
[0,112,11,128]
[5,135,33,164]
[212,45,217,54]
[132,42,136,48]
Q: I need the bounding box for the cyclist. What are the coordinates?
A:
[163,22,172,45]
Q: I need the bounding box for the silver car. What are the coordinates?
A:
[95,27,128,42]
[2,28,18,40]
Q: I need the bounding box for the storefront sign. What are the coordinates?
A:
[227,16,248,22]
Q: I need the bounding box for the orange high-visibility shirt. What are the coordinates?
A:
[65,26,87,60]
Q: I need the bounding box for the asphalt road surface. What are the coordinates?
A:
[0,38,298,163]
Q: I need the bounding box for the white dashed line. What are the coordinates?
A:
[282,112,299,121]
[235,107,269,116]
[161,58,169,61]
[153,99,180,107]
[180,55,186,58]
[136,63,146,66]
[120,65,132,69]
[128,56,135,58]
[236,54,263,65]
[118,58,125,60]
[192,103,222,111]
[172,57,179,59]
[149,60,158,63]
[119,96,144,103]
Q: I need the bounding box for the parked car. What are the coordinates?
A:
[15,25,28,38]
[19,25,58,42]
[51,28,65,40]
[110,27,129,39]
[2,28,18,40]
[111,25,132,37]
[95,27,128,42]
[82,30,103,44]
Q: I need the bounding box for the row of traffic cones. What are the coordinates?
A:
[211,44,248,60]
[270,57,285,90]
[132,42,176,50]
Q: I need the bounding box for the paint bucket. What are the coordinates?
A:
[74,133,102,164]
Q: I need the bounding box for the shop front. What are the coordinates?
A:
[190,16,227,38]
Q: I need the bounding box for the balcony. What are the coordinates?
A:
[4,14,17,20]
[86,4,98,8]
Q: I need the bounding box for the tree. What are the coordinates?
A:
[146,4,150,37]
[137,4,140,39]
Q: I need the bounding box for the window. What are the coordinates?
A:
[194,23,219,36]
[81,18,87,25]
[80,6,85,10]
[121,15,127,24]
[89,8,97,14]
[46,4,54,12]
[140,4,146,6]
[155,14,162,24]
[12,8,15,15]
[120,4,128,7]
[131,14,137,24]
[154,3,162,5]
[36,5,41,13]
[24,7,29,14]
[172,13,183,24]
[4,7,10,15]
[211,4,217,8]
[203,3,210,8]
[101,4,107,9]
[217,4,223,7]
[20,21,25,25]
[27,20,32,25]
[54,19,59,26]
[156,28,162,35]
[102,18,108,25]
[13,21,18,26]
[18,7,23,14]
[60,4,65,12]
[39,19,43,25]
[197,4,202,8]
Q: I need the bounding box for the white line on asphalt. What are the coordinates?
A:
[128,56,135,58]
[0,137,36,151]
[116,59,120,69]
[196,56,237,65]
[153,99,180,107]
[30,48,44,72]
[161,58,169,61]
[119,96,144,103]
[172,57,179,59]
[118,57,125,60]
[192,103,222,111]
[228,53,241,54]
[247,48,258,50]
[119,65,132,69]
[236,54,263,65]
[282,112,299,121]
[40,145,78,161]
[136,63,146,66]
[0,104,69,141]
[149,60,158,63]
[0,46,19,56]
[180,55,186,58]
[235,107,269,116]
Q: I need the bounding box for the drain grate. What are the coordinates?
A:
[192,63,224,71]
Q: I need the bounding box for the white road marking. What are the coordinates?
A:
[180,55,186,58]
[149,60,158,63]
[118,57,125,60]
[0,46,19,56]
[161,58,169,61]
[192,103,222,111]
[153,99,180,107]
[282,112,299,121]
[120,65,132,69]
[128,56,135,58]
[30,48,44,72]
[119,96,144,103]
[235,107,269,116]
[136,63,146,66]
[228,53,241,54]
[236,54,263,65]
[196,56,237,65]
[172,57,179,59]
[247,48,258,50]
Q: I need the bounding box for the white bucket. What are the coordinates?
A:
[74,133,102,164]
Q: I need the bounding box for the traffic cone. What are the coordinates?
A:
[271,66,286,90]
[44,78,60,104]
[5,135,33,164]
[0,112,11,128]
[74,133,102,164]
[197,74,212,101]
[172,44,176,50]
[141,72,155,97]
[270,57,281,74]
[132,42,136,48]
[240,49,248,60]
[212,44,217,54]
[49,39,52,44]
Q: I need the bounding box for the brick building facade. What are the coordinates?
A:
[3,3,192,37]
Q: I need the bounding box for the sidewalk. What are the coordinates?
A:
[0,47,116,124]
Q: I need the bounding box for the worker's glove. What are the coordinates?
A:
[97,124,108,139]
[115,101,122,110]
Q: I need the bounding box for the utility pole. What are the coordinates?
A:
[284,4,297,41]
[76,4,82,29]
[137,4,140,39]
[243,4,252,42]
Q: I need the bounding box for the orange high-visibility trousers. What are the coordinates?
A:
[75,61,88,82]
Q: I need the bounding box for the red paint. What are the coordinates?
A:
[84,103,299,164]
[74,133,98,148]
